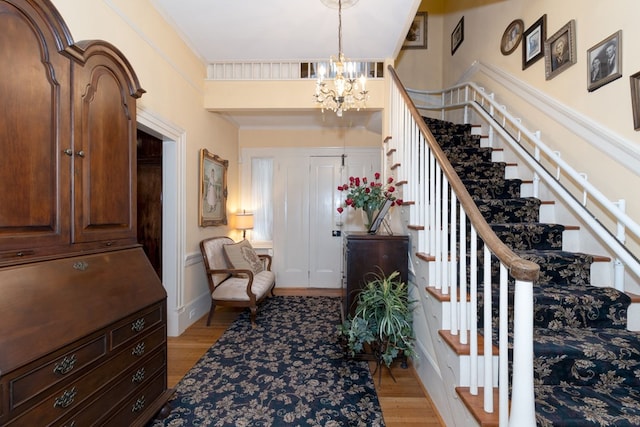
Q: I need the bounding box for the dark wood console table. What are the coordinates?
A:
[342,233,409,319]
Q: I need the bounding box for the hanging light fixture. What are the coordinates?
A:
[314,0,368,117]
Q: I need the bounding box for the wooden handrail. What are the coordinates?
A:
[387,66,539,283]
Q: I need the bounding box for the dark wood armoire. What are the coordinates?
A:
[0,0,172,425]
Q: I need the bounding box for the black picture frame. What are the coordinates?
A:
[522,14,546,70]
[587,30,622,92]
[368,199,393,235]
[544,20,577,80]
[451,16,464,55]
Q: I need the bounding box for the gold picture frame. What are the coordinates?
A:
[544,20,577,80]
[199,149,228,227]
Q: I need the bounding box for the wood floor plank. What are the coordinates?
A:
[166,290,444,426]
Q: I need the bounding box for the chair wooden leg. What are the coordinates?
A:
[206,301,216,326]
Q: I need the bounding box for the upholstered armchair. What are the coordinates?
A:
[199,237,275,326]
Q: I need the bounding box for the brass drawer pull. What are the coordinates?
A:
[131,342,145,357]
[53,354,77,375]
[131,396,145,412]
[53,387,77,409]
[131,318,145,332]
[131,368,145,384]
[72,261,89,271]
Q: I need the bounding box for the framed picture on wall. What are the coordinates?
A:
[522,14,546,69]
[630,71,640,131]
[500,19,524,55]
[199,149,228,227]
[402,12,427,50]
[451,16,464,55]
[587,30,622,92]
[544,20,577,80]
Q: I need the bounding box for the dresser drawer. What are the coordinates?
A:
[56,348,166,427]
[111,303,164,350]
[6,326,166,426]
[102,372,166,426]
[10,335,107,411]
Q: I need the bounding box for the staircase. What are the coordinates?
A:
[424,116,640,426]
[384,66,640,426]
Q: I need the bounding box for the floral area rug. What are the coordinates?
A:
[148,296,384,427]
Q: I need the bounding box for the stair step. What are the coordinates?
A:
[534,327,640,387]
[535,384,640,426]
[476,198,541,223]
[456,387,499,427]
[464,178,522,199]
[440,330,497,356]
[426,286,469,302]
[490,223,564,250]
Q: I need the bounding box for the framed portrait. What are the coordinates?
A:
[501,19,524,55]
[587,30,622,92]
[451,16,464,55]
[522,14,546,70]
[544,20,577,80]
[402,12,427,50]
[630,71,640,131]
[199,149,228,227]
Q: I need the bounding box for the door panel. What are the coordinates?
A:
[308,157,343,288]
[273,157,309,286]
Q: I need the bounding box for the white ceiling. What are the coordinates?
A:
[150,0,421,129]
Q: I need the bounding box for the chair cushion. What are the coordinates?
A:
[223,239,264,274]
[212,270,275,301]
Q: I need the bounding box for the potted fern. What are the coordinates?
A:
[338,269,416,380]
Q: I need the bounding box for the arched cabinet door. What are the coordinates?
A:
[0,0,73,260]
[71,40,145,245]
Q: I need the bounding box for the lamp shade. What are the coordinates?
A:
[236,211,254,231]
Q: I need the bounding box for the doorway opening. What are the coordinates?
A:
[137,129,163,279]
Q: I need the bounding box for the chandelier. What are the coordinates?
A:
[314,0,368,117]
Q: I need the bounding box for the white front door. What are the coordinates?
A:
[308,156,343,287]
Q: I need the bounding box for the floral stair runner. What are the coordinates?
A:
[423,117,640,426]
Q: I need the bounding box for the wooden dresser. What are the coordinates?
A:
[343,233,409,318]
[0,0,171,424]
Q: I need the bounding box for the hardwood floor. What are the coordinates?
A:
[166,288,445,426]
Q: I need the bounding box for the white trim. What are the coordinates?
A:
[137,107,187,337]
[468,60,640,176]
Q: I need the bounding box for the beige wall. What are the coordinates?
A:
[395,0,446,90]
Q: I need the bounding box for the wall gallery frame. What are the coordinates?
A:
[522,14,546,70]
[501,19,524,55]
[630,71,640,131]
[199,149,228,227]
[587,30,622,92]
[403,12,427,50]
[451,16,464,55]
[544,20,577,80]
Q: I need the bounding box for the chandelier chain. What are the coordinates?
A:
[313,0,368,117]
